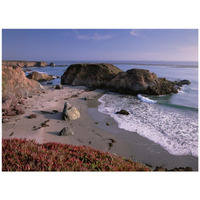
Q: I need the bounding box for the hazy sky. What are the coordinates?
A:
[2,29,198,61]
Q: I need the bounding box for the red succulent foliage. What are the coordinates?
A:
[2,138,151,171]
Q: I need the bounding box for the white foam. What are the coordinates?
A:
[137,94,157,103]
[98,93,198,157]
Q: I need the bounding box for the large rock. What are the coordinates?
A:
[62,102,80,120]
[2,66,43,117]
[108,68,178,95]
[2,66,43,99]
[26,71,55,82]
[61,63,123,88]
[61,64,178,95]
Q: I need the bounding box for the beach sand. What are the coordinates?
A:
[2,85,198,171]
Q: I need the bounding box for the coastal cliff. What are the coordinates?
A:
[2,65,43,117]
[2,60,48,68]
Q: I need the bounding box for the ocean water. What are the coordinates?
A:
[25,60,198,157]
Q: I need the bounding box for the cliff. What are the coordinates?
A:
[2,65,43,118]
[2,60,48,68]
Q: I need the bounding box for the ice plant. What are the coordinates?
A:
[2,138,151,171]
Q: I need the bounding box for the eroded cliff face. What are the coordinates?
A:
[2,65,44,118]
[2,60,48,68]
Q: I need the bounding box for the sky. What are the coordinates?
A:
[2,29,198,61]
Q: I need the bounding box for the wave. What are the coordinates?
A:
[98,93,198,157]
[137,94,157,104]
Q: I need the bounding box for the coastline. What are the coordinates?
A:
[2,85,198,171]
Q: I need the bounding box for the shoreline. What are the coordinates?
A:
[2,85,198,171]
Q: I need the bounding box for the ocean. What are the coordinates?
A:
[26,60,198,157]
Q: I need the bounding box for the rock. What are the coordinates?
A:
[2,95,25,117]
[49,62,56,67]
[2,66,43,99]
[62,102,80,120]
[2,118,9,123]
[61,64,178,95]
[59,127,74,136]
[27,114,37,119]
[26,71,55,82]
[116,109,130,115]
[174,80,191,87]
[55,84,63,89]
[109,68,178,95]
[61,63,123,88]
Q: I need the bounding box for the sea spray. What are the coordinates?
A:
[98,93,198,157]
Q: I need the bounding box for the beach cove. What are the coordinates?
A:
[2,84,198,171]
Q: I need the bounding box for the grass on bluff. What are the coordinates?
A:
[2,138,151,171]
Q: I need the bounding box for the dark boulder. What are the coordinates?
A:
[59,127,74,136]
[49,62,56,67]
[116,109,130,115]
[61,63,122,88]
[55,84,63,89]
[174,80,191,87]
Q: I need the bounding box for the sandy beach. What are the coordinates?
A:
[2,85,198,171]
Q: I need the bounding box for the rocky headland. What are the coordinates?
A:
[2,60,48,68]
[61,63,187,95]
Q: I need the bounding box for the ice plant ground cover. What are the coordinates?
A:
[2,138,151,171]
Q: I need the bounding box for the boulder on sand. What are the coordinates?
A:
[62,102,80,121]
[59,127,74,136]
[55,84,63,89]
[26,71,55,82]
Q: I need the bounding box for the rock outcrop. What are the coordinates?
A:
[49,62,56,67]
[61,64,178,95]
[174,80,191,87]
[2,66,43,118]
[2,66,43,99]
[61,63,123,88]
[26,71,55,82]
[2,60,48,68]
[108,68,178,95]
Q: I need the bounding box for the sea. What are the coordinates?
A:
[25,60,198,157]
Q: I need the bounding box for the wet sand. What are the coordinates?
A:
[2,85,198,171]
